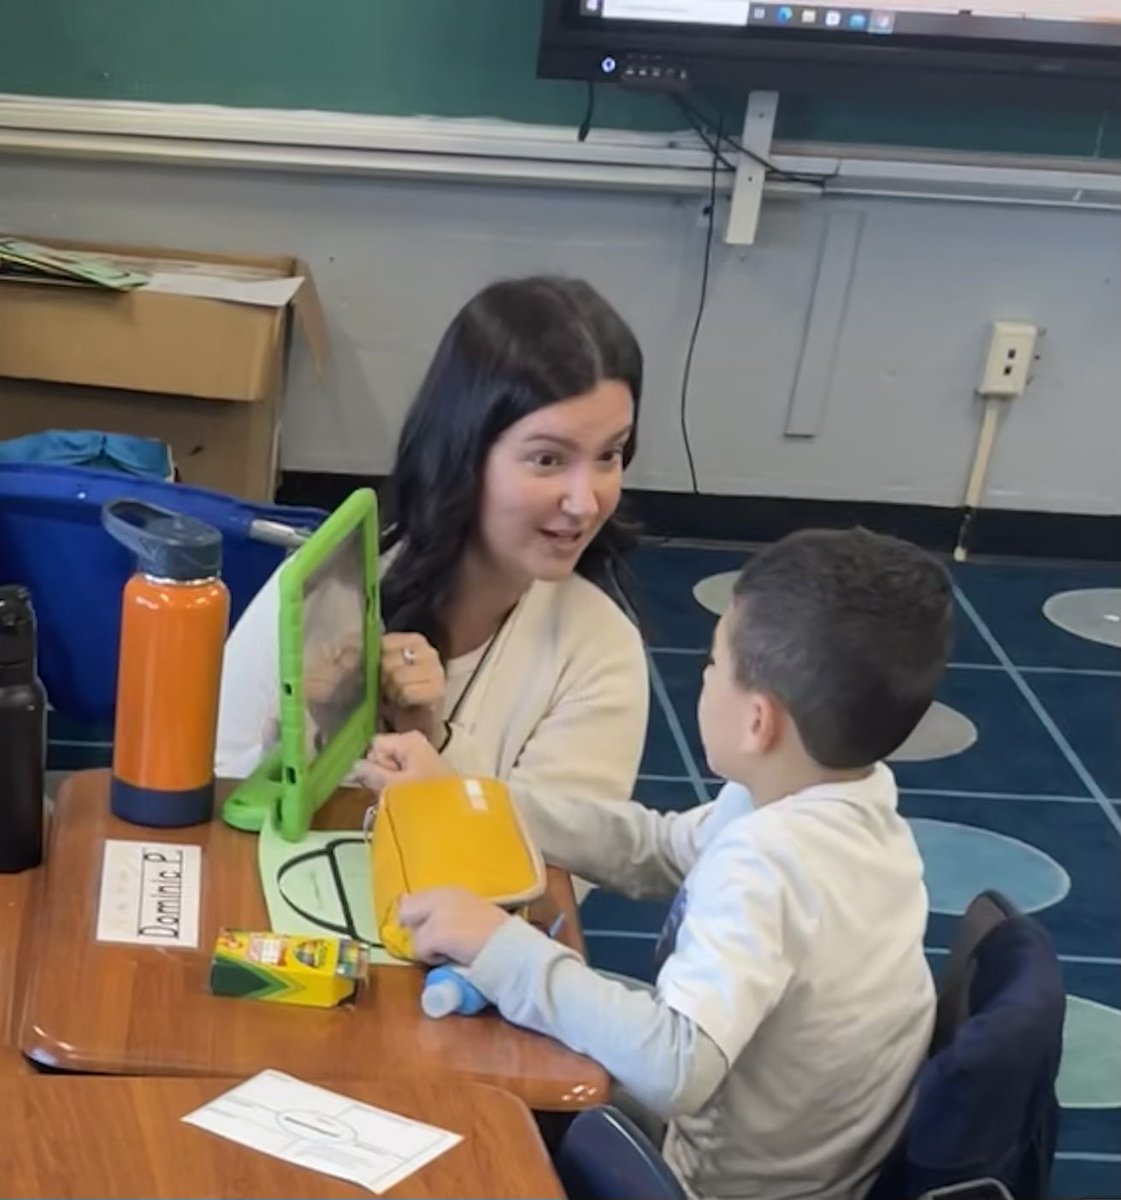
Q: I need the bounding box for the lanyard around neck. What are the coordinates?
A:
[445,602,516,728]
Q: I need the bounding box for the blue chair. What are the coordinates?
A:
[868,906,1065,1200]
[932,889,1020,1054]
[0,462,326,725]
[555,1105,686,1200]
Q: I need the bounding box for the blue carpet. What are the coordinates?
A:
[47,542,1120,1197]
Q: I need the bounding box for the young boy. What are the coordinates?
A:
[364,528,952,1200]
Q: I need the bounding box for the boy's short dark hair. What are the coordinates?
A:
[730,528,952,769]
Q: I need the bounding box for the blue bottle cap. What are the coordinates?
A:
[103,499,222,582]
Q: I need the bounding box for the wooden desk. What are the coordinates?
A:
[0,1074,564,1198]
[21,770,608,1111]
[1,868,39,1076]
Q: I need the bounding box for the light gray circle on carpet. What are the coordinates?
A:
[889,702,978,762]
[692,571,738,616]
[1043,588,1121,649]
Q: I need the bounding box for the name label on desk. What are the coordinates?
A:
[95,839,202,949]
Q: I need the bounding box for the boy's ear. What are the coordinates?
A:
[741,689,784,755]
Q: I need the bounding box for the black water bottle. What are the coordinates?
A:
[0,585,46,873]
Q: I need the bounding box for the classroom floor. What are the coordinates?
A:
[580,541,1120,1200]
[46,540,1120,1199]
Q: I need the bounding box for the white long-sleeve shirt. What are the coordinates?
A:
[468,766,935,1200]
[215,563,649,816]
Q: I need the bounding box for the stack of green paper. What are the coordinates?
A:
[0,237,149,290]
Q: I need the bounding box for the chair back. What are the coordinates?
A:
[555,1105,687,1200]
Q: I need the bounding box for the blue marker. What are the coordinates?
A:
[421,965,489,1018]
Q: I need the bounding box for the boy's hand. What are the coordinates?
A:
[398,887,509,965]
[357,730,449,792]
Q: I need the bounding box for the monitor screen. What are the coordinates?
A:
[540,0,1121,106]
[576,0,1116,46]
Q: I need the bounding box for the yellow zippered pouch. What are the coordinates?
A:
[372,775,545,961]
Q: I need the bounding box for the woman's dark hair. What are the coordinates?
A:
[380,275,643,656]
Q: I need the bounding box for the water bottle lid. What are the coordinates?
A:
[102,499,222,581]
[420,977,461,1019]
[0,585,35,667]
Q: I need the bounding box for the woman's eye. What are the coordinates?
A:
[600,447,625,464]
[530,452,562,469]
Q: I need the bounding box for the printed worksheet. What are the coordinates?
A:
[182,1071,462,1194]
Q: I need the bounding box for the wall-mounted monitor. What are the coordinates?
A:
[538,0,1121,109]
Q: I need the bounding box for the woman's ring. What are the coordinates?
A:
[402,647,417,666]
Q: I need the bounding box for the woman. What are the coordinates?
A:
[216,276,649,812]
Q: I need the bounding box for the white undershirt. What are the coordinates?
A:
[441,638,491,722]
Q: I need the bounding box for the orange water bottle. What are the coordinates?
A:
[104,500,230,827]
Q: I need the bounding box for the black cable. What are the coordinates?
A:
[721,128,837,188]
[673,95,737,172]
[677,93,836,189]
[679,104,723,496]
[578,80,596,142]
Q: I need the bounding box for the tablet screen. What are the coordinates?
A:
[301,524,367,760]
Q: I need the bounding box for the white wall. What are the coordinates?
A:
[1,149,1117,513]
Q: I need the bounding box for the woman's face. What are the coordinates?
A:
[476,380,635,586]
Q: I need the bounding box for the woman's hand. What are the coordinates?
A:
[304,633,363,704]
[357,730,449,793]
[380,632,445,743]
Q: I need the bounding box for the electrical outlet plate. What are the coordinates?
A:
[978,320,1040,399]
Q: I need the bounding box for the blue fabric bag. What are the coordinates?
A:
[0,430,173,479]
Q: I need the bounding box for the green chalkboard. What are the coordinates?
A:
[1,0,1117,158]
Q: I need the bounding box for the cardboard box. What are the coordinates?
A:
[0,237,327,500]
